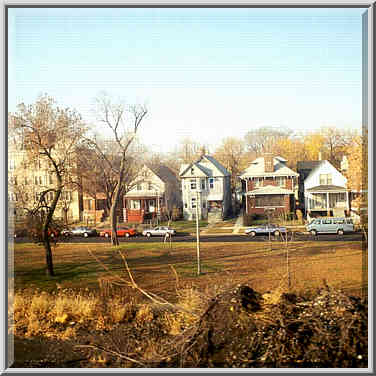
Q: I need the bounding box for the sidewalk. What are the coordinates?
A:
[232,214,244,234]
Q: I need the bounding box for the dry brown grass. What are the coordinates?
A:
[14,240,365,299]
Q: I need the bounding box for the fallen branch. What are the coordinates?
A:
[75,344,146,367]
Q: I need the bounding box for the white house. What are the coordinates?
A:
[179,155,231,221]
[297,160,350,218]
[123,164,182,223]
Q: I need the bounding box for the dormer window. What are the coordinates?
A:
[191,168,194,175]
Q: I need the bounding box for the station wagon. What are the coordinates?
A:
[306,217,354,236]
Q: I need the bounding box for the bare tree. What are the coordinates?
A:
[319,126,357,169]
[9,95,86,276]
[213,137,246,194]
[88,93,147,246]
[244,126,292,157]
[176,137,207,164]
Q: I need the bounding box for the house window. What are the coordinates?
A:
[209,178,214,189]
[191,197,197,209]
[87,200,93,210]
[184,203,187,208]
[276,177,286,187]
[131,200,141,210]
[190,179,197,190]
[62,191,72,201]
[148,182,153,190]
[24,177,28,185]
[39,176,42,185]
[49,175,53,184]
[255,195,284,207]
[203,202,206,209]
[254,178,262,187]
[9,160,15,170]
[34,176,38,185]
[201,179,206,190]
[319,174,332,185]
[191,168,194,175]
[137,183,142,191]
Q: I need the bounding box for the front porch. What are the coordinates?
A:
[306,187,350,217]
[123,195,162,223]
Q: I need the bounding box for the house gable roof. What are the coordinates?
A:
[297,161,324,172]
[179,155,230,178]
[304,160,345,181]
[240,155,298,179]
[151,165,179,186]
[179,162,210,178]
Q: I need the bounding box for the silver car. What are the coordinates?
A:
[61,226,97,238]
[142,226,176,238]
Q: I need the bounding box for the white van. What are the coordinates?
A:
[306,217,354,236]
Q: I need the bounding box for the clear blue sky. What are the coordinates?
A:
[8,7,365,152]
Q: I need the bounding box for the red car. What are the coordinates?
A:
[99,227,137,238]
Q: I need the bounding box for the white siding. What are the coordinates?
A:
[305,161,347,189]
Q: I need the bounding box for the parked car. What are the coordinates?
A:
[99,227,137,238]
[28,228,60,240]
[61,226,97,238]
[245,224,287,237]
[306,217,354,236]
[142,226,176,238]
[13,228,28,238]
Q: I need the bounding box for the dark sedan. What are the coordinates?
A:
[61,226,97,238]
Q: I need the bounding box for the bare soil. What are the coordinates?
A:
[11,240,367,368]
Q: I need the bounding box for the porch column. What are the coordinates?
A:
[307,192,310,211]
[326,192,330,216]
[346,191,350,213]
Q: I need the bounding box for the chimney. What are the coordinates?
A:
[264,154,274,173]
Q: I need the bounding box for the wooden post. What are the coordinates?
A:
[196,190,201,276]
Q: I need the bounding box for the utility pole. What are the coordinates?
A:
[195,189,201,276]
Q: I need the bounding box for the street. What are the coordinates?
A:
[13,232,364,244]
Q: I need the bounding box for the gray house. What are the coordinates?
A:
[179,155,232,221]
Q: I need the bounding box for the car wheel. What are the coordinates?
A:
[146,233,151,238]
[104,233,109,238]
[310,230,317,236]
[274,230,280,237]
[125,233,130,238]
[84,233,88,238]
[337,229,344,236]
[50,233,55,238]
[249,231,256,237]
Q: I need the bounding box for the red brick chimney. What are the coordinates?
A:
[264,154,274,173]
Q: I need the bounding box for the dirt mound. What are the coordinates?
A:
[12,285,367,368]
[181,285,367,368]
